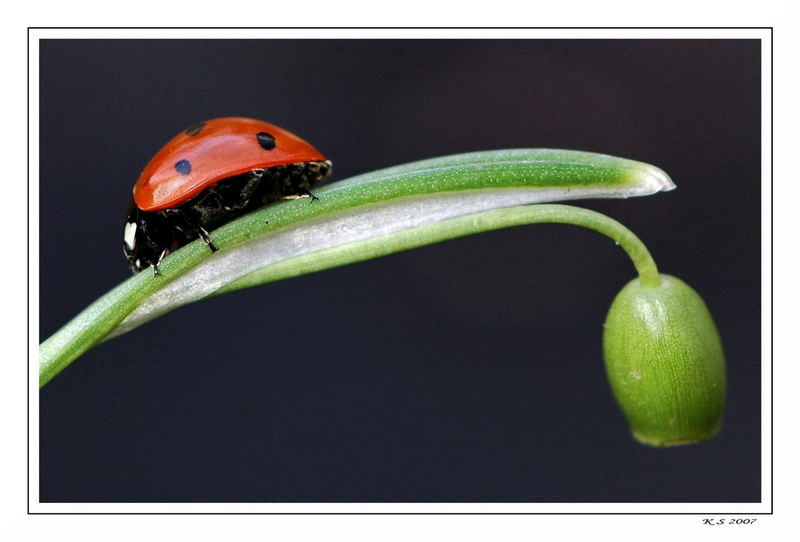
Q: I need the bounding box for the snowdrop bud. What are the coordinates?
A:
[603,275,726,446]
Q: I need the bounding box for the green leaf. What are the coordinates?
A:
[40,148,674,387]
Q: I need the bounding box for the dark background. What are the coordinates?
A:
[39,38,761,503]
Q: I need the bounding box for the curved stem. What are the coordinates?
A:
[500,204,661,287]
[228,204,662,290]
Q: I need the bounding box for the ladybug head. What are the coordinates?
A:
[123,199,174,274]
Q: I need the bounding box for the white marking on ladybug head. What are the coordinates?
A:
[124,221,138,251]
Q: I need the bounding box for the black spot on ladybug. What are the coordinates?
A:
[256,131,276,150]
[184,122,206,136]
[174,159,192,175]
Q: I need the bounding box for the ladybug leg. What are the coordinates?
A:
[164,208,218,253]
[280,189,319,202]
[197,226,218,252]
[222,170,263,211]
[151,249,167,276]
[241,170,264,199]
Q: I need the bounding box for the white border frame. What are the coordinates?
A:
[28,27,773,515]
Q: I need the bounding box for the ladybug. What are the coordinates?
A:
[123,117,332,274]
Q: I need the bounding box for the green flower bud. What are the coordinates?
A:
[603,275,726,447]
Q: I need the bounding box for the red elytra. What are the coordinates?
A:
[133,117,327,211]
